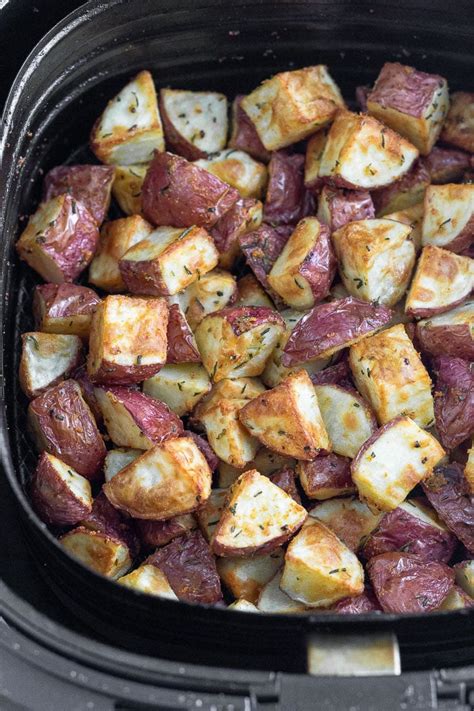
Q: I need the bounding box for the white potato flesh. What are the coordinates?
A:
[304,129,329,186]
[19,332,82,398]
[94,388,155,449]
[399,498,451,533]
[118,564,178,599]
[173,269,237,331]
[313,385,375,458]
[196,149,267,199]
[227,599,259,612]
[104,448,142,482]
[257,570,308,613]
[199,398,259,468]
[60,527,131,579]
[216,449,296,489]
[197,488,228,541]
[46,453,92,507]
[217,549,284,603]
[384,202,424,252]
[112,164,148,216]
[422,184,474,251]
[455,561,474,598]
[308,497,383,551]
[160,89,228,154]
[143,364,211,417]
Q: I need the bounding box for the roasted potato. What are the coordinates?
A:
[422,183,474,254]
[33,283,101,340]
[241,65,344,151]
[118,565,178,599]
[236,274,274,309]
[43,164,115,226]
[211,469,307,557]
[19,332,83,399]
[280,520,365,607]
[16,194,99,283]
[263,151,315,226]
[454,559,474,598]
[90,70,165,165]
[257,570,308,613]
[28,379,106,480]
[104,447,141,481]
[355,85,370,112]
[112,164,148,216]
[331,587,382,614]
[60,526,132,579]
[217,549,284,603]
[384,201,424,252]
[81,490,140,558]
[239,224,290,307]
[211,198,263,270]
[297,453,354,500]
[142,151,239,229]
[196,149,267,200]
[87,295,168,384]
[30,452,92,527]
[440,91,474,153]
[159,88,228,160]
[433,356,474,450]
[228,95,271,162]
[166,303,200,364]
[437,585,474,611]
[351,416,445,512]
[196,488,228,541]
[308,496,383,552]
[371,159,430,217]
[135,513,198,549]
[103,436,212,520]
[216,448,296,489]
[309,360,353,389]
[416,301,474,360]
[269,468,302,504]
[173,268,237,331]
[72,364,104,424]
[425,146,471,184]
[143,364,210,417]
[227,599,259,612]
[317,186,375,232]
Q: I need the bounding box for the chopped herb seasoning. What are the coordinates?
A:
[353,277,364,289]
[421,457,428,464]
[294,278,305,290]
[439,218,451,229]
[229,503,237,515]
[27,335,39,350]
[253,490,263,497]
[183,265,192,275]
[136,354,143,365]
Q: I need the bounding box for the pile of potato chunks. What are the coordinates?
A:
[16,61,474,614]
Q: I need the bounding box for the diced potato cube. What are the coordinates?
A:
[112,164,148,216]
[228,95,271,162]
[166,303,200,364]
[351,416,445,511]
[135,514,197,549]
[30,452,92,527]
[211,470,307,557]
[267,217,336,310]
[143,363,210,417]
[239,370,330,460]
[87,295,168,384]
[313,384,377,459]
[43,164,115,226]
[317,185,375,231]
[425,147,471,185]
[19,332,83,399]
[196,488,228,541]
[212,199,263,270]
[332,218,416,307]
[195,306,285,382]
[197,377,266,411]
[104,448,142,481]
[198,398,259,468]
[118,564,178,599]
[280,520,364,607]
[405,245,473,318]
[257,570,308,613]
[440,92,474,153]
[308,497,383,551]
[384,201,424,252]
[416,301,474,360]
[241,65,344,151]
[89,216,152,293]
[304,128,329,189]
[349,324,435,427]
[264,151,315,226]
[217,549,284,603]
[60,526,131,578]
[196,149,267,199]
[33,283,101,340]
[90,70,164,165]
[103,436,212,520]
[366,62,449,154]
[371,159,430,217]
[421,184,474,254]
[319,110,419,189]
[173,268,237,331]
[227,599,259,612]
[216,448,295,488]
[159,88,228,160]
[239,224,291,308]
[236,274,274,308]
[297,453,354,500]
[16,194,99,283]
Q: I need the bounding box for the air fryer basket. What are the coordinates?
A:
[1,0,474,683]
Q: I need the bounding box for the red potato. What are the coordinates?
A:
[297,453,354,500]
[194,306,285,382]
[146,530,222,604]
[33,283,100,340]
[422,184,474,254]
[173,268,237,331]
[143,364,211,417]
[103,436,212,520]
[30,452,92,527]
[257,570,308,613]
[425,146,471,184]
[81,491,140,559]
[87,295,168,385]
[433,356,474,451]
[228,95,271,162]
[104,448,141,481]
[384,201,424,253]
[16,195,99,283]
[211,198,263,270]
[269,468,302,505]
[405,246,473,319]
[19,332,83,399]
[118,565,178,599]
[304,128,328,191]
[367,552,454,613]
[438,585,474,611]
[28,379,106,480]
[195,149,268,200]
[308,496,383,552]
[355,85,370,112]
[440,92,474,153]
[362,498,457,564]
[317,186,375,232]
[89,215,153,293]
[239,224,290,307]
[112,164,148,216]
[416,302,474,360]
[196,488,228,541]
[267,218,337,310]
[371,159,430,217]
[422,463,474,554]
[135,514,198,550]
[210,470,307,557]
[332,587,382,614]
[60,526,132,579]
[236,274,274,309]
[95,386,183,449]
[166,303,200,364]
[216,448,296,489]
[142,152,240,229]
[159,88,228,160]
[366,63,449,155]
[217,549,284,604]
[72,364,104,425]
[282,297,393,366]
[309,360,353,389]
[454,559,474,598]
[183,430,219,472]
[263,152,315,227]
[43,164,115,226]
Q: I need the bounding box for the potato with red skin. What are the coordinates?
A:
[217,549,284,604]
[332,587,382,614]
[135,514,197,550]
[297,453,354,500]
[440,92,474,153]
[81,491,140,559]
[72,365,103,425]
[425,147,471,184]
[87,295,168,385]
[367,63,449,155]
[304,129,328,191]
[371,159,430,217]
[239,224,290,307]
[236,274,273,309]
[228,95,271,162]
[196,149,267,200]
[263,152,315,227]
[95,386,183,449]
[166,304,200,364]
[146,530,222,604]
[317,186,375,232]
[355,86,370,112]
[416,302,474,360]
[183,430,219,472]
[433,357,474,451]
[142,152,240,229]
[28,380,106,481]
[30,452,92,527]
[422,184,474,254]
[211,198,263,270]
[384,202,424,253]
[33,283,101,340]
[438,585,474,611]
[60,526,132,579]
[282,297,393,366]
[367,552,454,613]
[269,468,302,505]
[422,463,474,554]
[454,559,474,598]
[268,218,337,310]
[19,332,83,399]
[112,165,147,217]
[309,360,353,389]
[16,194,99,283]
[173,268,237,331]
[361,498,457,564]
[309,497,383,553]
[43,164,115,226]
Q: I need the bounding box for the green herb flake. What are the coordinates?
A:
[294,278,305,290]
[229,503,238,515]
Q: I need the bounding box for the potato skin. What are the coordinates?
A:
[297,453,354,500]
[183,430,219,472]
[142,152,239,229]
[34,283,101,340]
[282,297,393,366]
[371,159,430,217]
[146,530,222,604]
[422,463,474,554]
[166,303,200,364]
[367,552,454,613]
[263,152,315,227]
[135,514,197,549]
[81,490,140,558]
[30,452,92,527]
[433,356,474,450]
[239,224,290,307]
[317,186,375,231]
[440,92,474,153]
[211,198,263,269]
[425,147,471,184]
[72,365,103,424]
[28,380,106,480]
[309,360,353,389]
[229,95,271,162]
[43,164,115,226]
[416,303,474,360]
[270,468,302,504]
[332,587,382,614]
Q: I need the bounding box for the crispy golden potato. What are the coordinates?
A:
[112,164,148,216]
[440,92,474,153]
[217,549,284,603]
[196,149,267,199]
[308,497,383,551]
[118,564,178,599]
[60,526,131,579]
[19,332,83,399]
[422,184,474,254]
